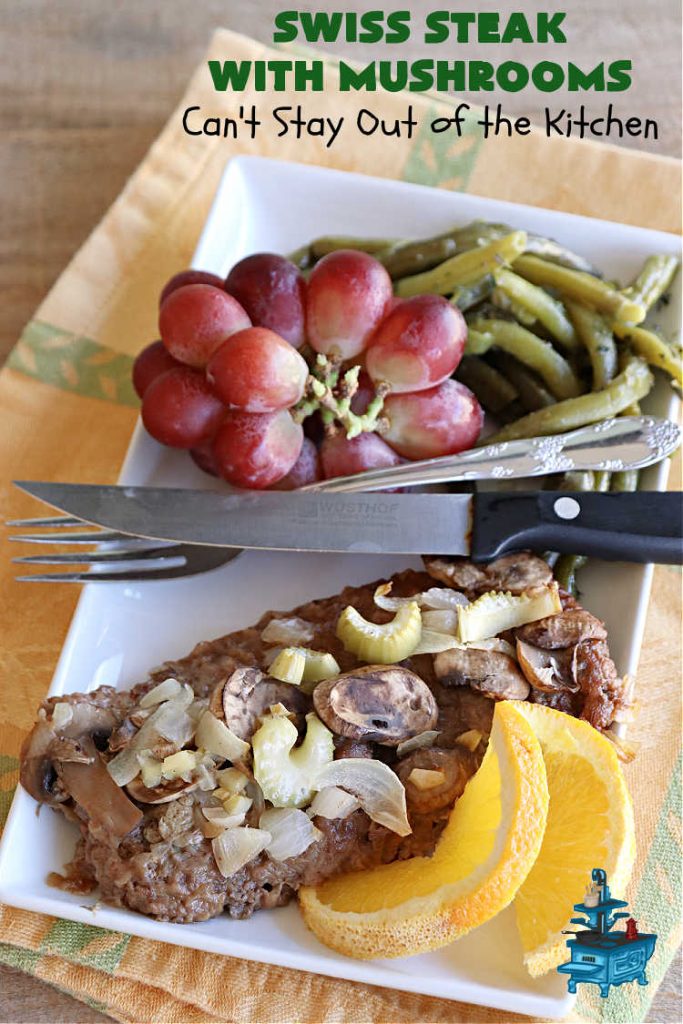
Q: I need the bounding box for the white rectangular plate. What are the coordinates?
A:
[1,157,680,1019]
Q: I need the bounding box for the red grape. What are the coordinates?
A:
[271,437,321,490]
[159,269,225,306]
[306,250,393,360]
[212,409,304,489]
[320,431,401,480]
[159,284,251,368]
[225,254,306,348]
[132,340,180,398]
[365,294,466,393]
[207,327,308,413]
[141,367,225,449]
[190,435,221,477]
[382,379,483,460]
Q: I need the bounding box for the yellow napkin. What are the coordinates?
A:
[0,28,680,1024]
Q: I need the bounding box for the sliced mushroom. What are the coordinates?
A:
[516,608,607,649]
[58,738,143,838]
[424,552,553,597]
[313,665,438,746]
[396,747,475,814]
[517,639,579,693]
[126,776,200,805]
[434,647,530,700]
[215,665,311,742]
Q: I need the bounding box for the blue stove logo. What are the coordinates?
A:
[557,868,657,999]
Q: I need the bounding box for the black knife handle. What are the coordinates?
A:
[471,491,683,564]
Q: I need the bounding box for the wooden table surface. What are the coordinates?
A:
[0,1,680,1021]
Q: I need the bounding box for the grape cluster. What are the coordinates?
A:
[133,250,483,489]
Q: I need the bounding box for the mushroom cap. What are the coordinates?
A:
[313,665,438,746]
[126,776,200,805]
[434,647,530,700]
[515,608,607,649]
[216,665,311,742]
[516,639,578,693]
[395,746,475,814]
[424,552,553,597]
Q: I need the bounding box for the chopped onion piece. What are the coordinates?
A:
[202,806,246,829]
[411,630,461,656]
[315,759,411,836]
[195,762,217,791]
[107,701,181,786]
[216,767,249,793]
[420,587,469,610]
[408,768,445,791]
[195,710,249,762]
[396,730,439,758]
[456,729,483,752]
[162,749,198,780]
[261,616,315,645]
[139,678,181,708]
[373,582,420,611]
[308,786,360,820]
[211,827,271,878]
[223,793,252,816]
[187,698,209,722]
[51,703,73,729]
[154,701,195,746]
[458,585,562,642]
[269,648,306,685]
[260,807,322,861]
[421,609,459,635]
[137,752,163,789]
[468,637,517,658]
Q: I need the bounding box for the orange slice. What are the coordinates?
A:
[299,701,549,959]
[512,703,635,976]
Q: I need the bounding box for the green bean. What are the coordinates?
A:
[561,471,596,491]
[593,470,612,492]
[523,237,599,276]
[288,244,313,271]
[613,322,683,386]
[451,274,495,312]
[493,268,579,351]
[484,356,654,443]
[380,236,460,279]
[395,232,528,298]
[513,255,646,325]
[611,469,640,492]
[309,236,399,259]
[566,301,618,391]
[491,286,537,327]
[467,318,582,400]
[487,351,555,411]
[554,554,588,595]
[455,356,518,413]
[624,255,679,312]
[465,328,494,356]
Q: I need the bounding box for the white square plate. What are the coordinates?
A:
[1,157,680,1019]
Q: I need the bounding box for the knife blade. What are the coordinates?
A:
[12,481,683,564]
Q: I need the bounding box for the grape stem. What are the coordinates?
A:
[293,354,390,439]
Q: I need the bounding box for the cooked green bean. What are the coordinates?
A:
[487,351,555,411]
[491,286,537,327]
[451,274,495,312]
[612,322,683,386]
[465,328,494,356]
[611,469,639,492]
[566,301,618,391]
[455,356,518,413]
[561,470,596,491]
[309,236,399,258]
[523,236,599,276]
[513,255,646,325]
[554,554,588,595]
[485,356,654,443]
[493,268,579,351]
[624,255,679,312]
[467,318,582,400]
[380,236,460,279]
[395,232,527,298]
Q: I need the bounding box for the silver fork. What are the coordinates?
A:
[8,516,239,583]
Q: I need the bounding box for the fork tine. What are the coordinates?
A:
[8,530,138,544]
[15,564,195,584]
[13,544,181,566]
[5,515,83,528]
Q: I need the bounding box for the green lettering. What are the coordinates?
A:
[537,12,567,43]
[567,63,605,91]
[358,11,384,44]
[531,61,566,92]
[451,13,477,42]
[408,58,436,91]
[607,60,633,92]
[272,11,299,44]
[496,61,529,92]
[424,11,450,44]
[300,11,343,43]
[386,11,412,44]
[208,60,251,92]
[378,61,409,92]
[502,13,533,44]
[339,61,377,91]
[469,61,496,90]
[478,13,500,43]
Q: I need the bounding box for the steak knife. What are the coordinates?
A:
[13,482,683,564]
